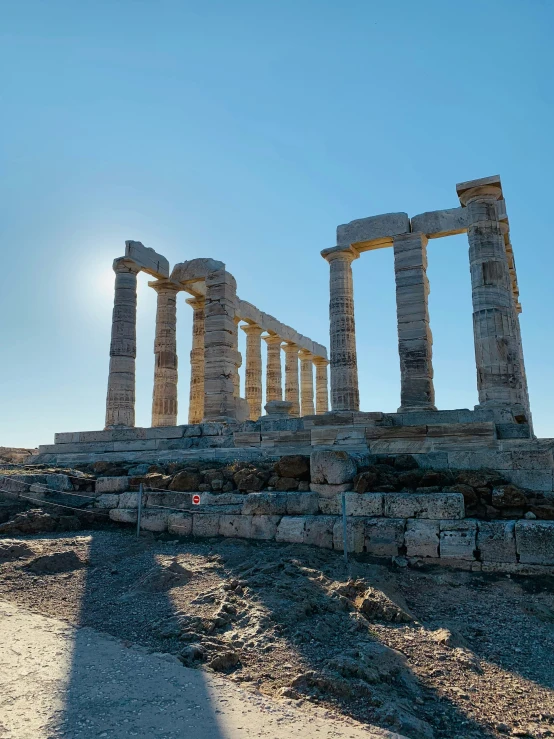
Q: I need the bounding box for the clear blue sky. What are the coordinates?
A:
[2,0,554,448]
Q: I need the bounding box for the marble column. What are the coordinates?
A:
[393,232,436,412]
[457,178,527,411]
[313,357,329,414]
[298,349,315,417]
[233,316,242,399]
[186,296,205,424]
[150,280,180,427]
[105,257,141,429]
[203,269,239,421]
[322,246,360,411]
[242,324,263,421]
[283,343,300,417]
[264,334,283,403]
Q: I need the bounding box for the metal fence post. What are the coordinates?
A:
[137,483,143,538]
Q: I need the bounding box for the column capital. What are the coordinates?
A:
[321,245,360,264]
[263,334,282,345]
[312,356,329,366]
[282,342,299,354]
[241,323,264,336]
[457,175,503,207]
[113,257,141,274]
[186,296,206,309]
[148,278,181,294]
[298,348,314,361]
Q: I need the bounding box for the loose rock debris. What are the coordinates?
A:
[0,528,553,739]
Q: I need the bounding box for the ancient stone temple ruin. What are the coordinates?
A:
[30,175,554,572]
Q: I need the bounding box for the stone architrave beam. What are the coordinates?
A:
[150,279,180,427]
[410,207,469,239]
[125,241,169,279]
[393,232,436,412]
[336,212,410,251]
[105,257,141,429]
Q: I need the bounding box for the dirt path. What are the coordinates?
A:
[0,599,403,739]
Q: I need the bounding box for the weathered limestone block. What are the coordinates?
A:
[145,493,191,510]
[311,450,357,485]
[333,518,365,553]
[264,400,292,417]
[298,349,315,417]
[242,493,288,516]
[192,514,221,538]
[322,246,359,411]
[303,516,335,549]
[515,520,554,565]
[171,257,225,284]
[410,207,468,239]
[336,212,410,249]
[393,232,436,412]
[318,494,341,515]
[283,343,300,417]
[384,493,464,520]
[167,513,193,536]
[364,518,405,557]
[96,476,129,494]
[405,520,440,558]
[286,492,319,515]
[95,494,120,509]
[118,492,139,508]
[344,493,383,517]
[44,474,73,492]
[250,515,281,540]
[109,508,137,524]
[140,510,169,532]
[219,514,253,539]
[276,516,306,543]
[264,335,283,403]
[125,240,169,278]
[439,520,477,560]
[310,483,352,495]
[477,521,517,563]
[150,279,180,427]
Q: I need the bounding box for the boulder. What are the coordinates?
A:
[353,471,378,493]
[25,550,85,574]
[274,455,310,480]
[492,485,527,508]
[0,509,57,534]
[0,540,35,560]
[233,469,267,492]
[169,471,202,492]
[274,477,299,492]
[310,450,357,485]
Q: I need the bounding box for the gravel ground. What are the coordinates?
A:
[1,527,553,739]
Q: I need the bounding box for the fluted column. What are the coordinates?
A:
[457,178,528,411]
[242,324,263,421]
[313,357,329,414]
[151,280,180,427]
[264,334,283,403]
[283,343,300,417]
[186,296,205,424]
[298,349,315,417]
[393,232,436,412]
[322,246,360,411]
[105,258,141,428]
[233,316,242,399]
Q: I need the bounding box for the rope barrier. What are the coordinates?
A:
[0,487,110,517]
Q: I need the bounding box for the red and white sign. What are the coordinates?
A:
[192,494,201,505]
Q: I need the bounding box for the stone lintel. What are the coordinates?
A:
[456,174,502,198]
[124,241,170,279]
[336,212,410,251]
[410,207,469,239]
[170,258,226,286]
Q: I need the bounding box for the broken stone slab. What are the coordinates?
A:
[476,520,517,563]
[410,207,469,239]
[364,518,405,557]
[515,520,554,565]
[124,241,170,279]
[335,212,410,250]
[303,516,335,549]
[384,493,464,520]
[264,400,293,417]
[310,450,357,485]
[344,493,383,517]
[405,519,440,558]
[96,477,129,494]
[167,513,193,537]
[275,516,305,544]
[439,520,477,560]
